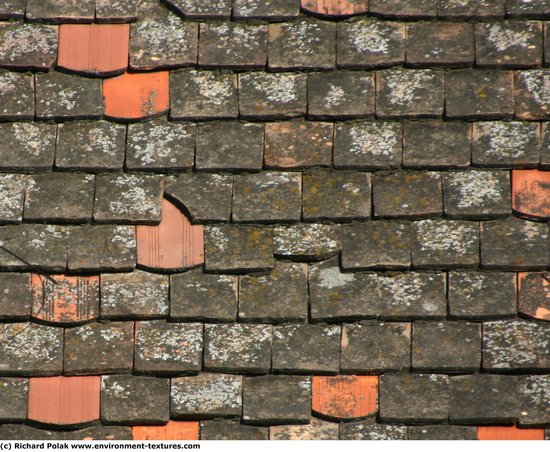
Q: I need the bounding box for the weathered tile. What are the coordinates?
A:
[507,0,550,18]
[200,420,268,440]
[271,418,339,440]
[135,321,202,375]
[445,69,514,119]
[370,0,437,17]
[308,71,375,119]
[130,0,197,70]
[340,221,411,270]
[301,0,367,17]
[64,426,133,440]
[56,121,126,172]
[0,425,63,440]
[162,0,232,18]
[165,174,233,222]
[94,174,163,224]
[204,323,272,373]
[233,172,301,222]
[274,224,340,261]
[0,323,63,376]
[171,374,242,419]
[204,225,274,273]
[0,273,31,320]
[437,0,504,18]
[272,324,341,374]
[403,121,470,169]
[341,321,411,372]
[0,174,26,223]
[35,72,103,120]
[126,119,195,171]
[379,272,447,319]
[199,22,267,68]
[0,123,56,172]
[243,376,310,425]
[379,374,449,423]
[133,422,199,440]
[309,258,381,321]
[472,121,540,167]
[0,378,28,421]
[340,419,408,440]
[0,23,58,70]
[412,321,481,372]
[334,121,402,169]
[517,375,550,426]
[25,0,94,22]
[64,322,134,375]
[543,123,550,168]
[448,271,517,319]
[239,72,307,119]
[376,69,444,118]
[411,219,479,268]
[483,319,550,371]
[480,217,549,269]
[24,173,95,222]
[0,71,34,119]
[407,22,474,67]
[337,19,405,68]
[233,0,300,20]
[408,425,477,440]
[0,0,24,19]
[518,272,550,321]
[515,70,550,120]
[239,262,308,322]
[196,122,264,171]
[513,170,550,220]
[268,19,335,70]
[170,70,237,120]
[303,171,371,221]
[101,375,170,425]
[95,0,138,23]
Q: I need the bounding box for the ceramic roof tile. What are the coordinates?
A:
[25,0,95,23]
[301,0,368,17]
[0,23,58,70]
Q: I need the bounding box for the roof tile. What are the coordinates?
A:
[25,0,94,23]
[95,0,138,23]
[133,422,199,440]
[506,0,550,18]
[0,377,28,422]
[369,0,437,17]
[200,420,268,440]
[0,174,26,223]
[512,169,550,219]
[518,272,550,321]
[273,223,340,261]
[340,419,408,440]
[0,0,24,19]
[0,23,58,71]
[0,71,34,119]
[232,0,300,20]
[477,426,545,440]
[64,426,133,440]
[409,425,477,440]
[162,0,232,19]
[270,418,339,440]
[301,0,367,17]
[437,0,504,18]
[0,273,32,321]
[0,424,63,440]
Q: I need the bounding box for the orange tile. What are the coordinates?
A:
[477,426,545,440]
[301,0,367,16]
[312,376,378,420]
[518,272,550,321]
[28,376,100,426]
[31,274,99,325]
[58,24,129,75]
[133,422,199,440]
[136,198,204,270]
[103,71,169,120]
[512,170,550,220]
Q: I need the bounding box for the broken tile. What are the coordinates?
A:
[200,420,268,440]
[133,422,199,441]
[0,174,26,223]
[369,0,437,17]
[437,0,504,18]
[162,0,232,19]
[233,0,300,20]
[341,321,411,372]
[0,378,27,421]
[95,0,138,23]
[25,0,94,22]
[408,425,477,440]
[513,170,550,219]
[270,418,339,440]
[64,322,134,375]
[273,223,340,261]
[301,0,367,16]
[0,71,34,119]
[101,270,169,320]
[518,272,550,321]
[340,419,408,440]
[204,323,272,373]
[0,273,31,321]
[171,374,242,419]
[0,23,58,70]
[515,70,550,120]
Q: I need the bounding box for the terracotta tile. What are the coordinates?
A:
[103,71,169,120]
[312,375,378,420]
[136,198,204,271]
[301,0,367,16]
[28,376,100,426]
[133,422,199,440]
[58,24,129,75]
[477,426,545,440]
[512,170,550,220]
[31,274,99,325]
[518,272,550,321]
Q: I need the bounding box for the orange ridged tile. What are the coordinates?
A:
[136,198,204,271]
[57,24,129,75]
[133,422,199,440]
[31,274,99,325]
[477,426,545,440]
[312,376,378,420]
[518,272,550,321]
[301,0,367,16]
[512,170,550,220]
[28,376,100,426]
[103,71,169,120]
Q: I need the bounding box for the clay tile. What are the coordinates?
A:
[31,274,99,325]
[57,24,129,76]
[133,422,199,440]
[512,170,550,220]
[103,71,169,120]
[136,198,204,271]
[301,0,367,16]
[28,376,100,426]
[518,272,550,321]
[477,426,545,440]
[312,375,378,421]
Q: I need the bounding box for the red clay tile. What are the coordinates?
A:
[28,376,100,426]
[512,170,550,220]
[133,422,199,440]
[57,24,129,76]
[477,426,545,440]
[518,272,550,321]
[301,0,367,16]
[312,375,378,420]
[103,71,169,120]
[31,274,99,325]
[136,198,204,271]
